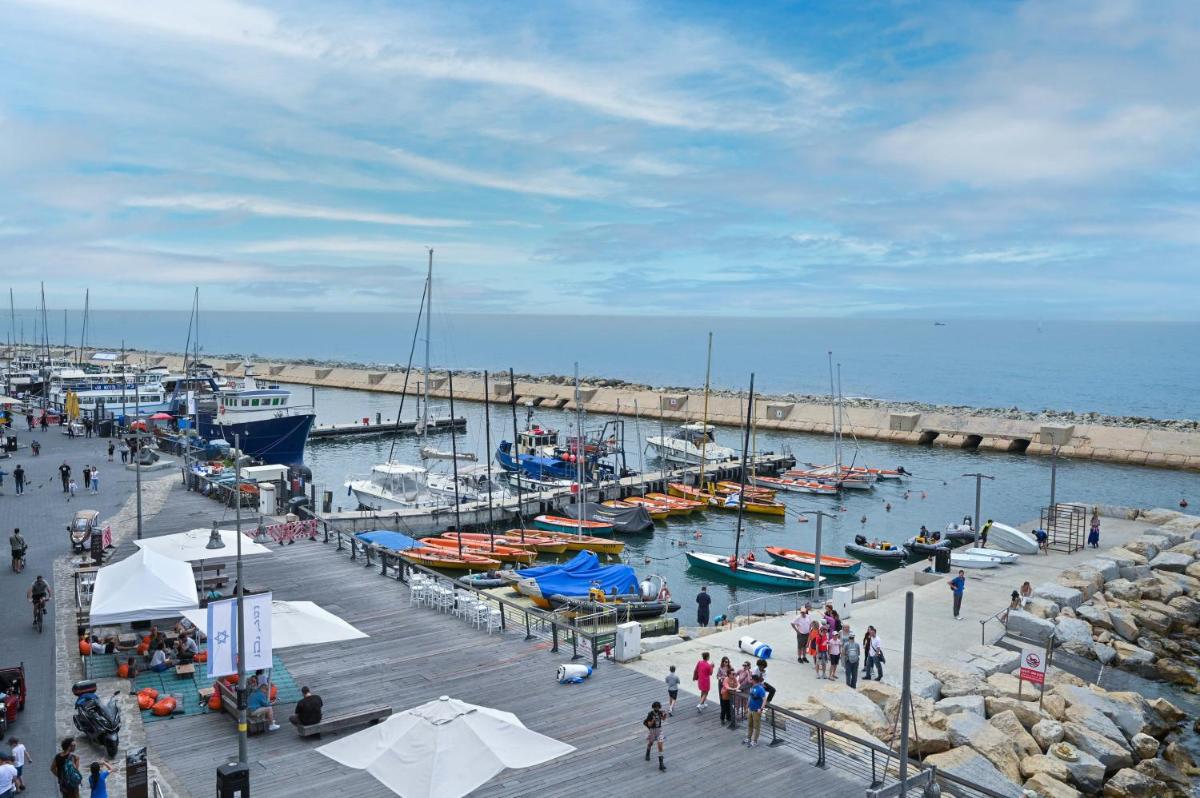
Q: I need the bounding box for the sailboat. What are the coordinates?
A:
[685,375,820,589]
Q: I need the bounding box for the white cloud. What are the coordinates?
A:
[124,194,467,228]
[237,236,530,264]
[382,147,619,200]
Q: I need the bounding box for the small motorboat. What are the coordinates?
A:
[903,535,950,557]
[457,571,512,589]
[950,552,1001,569]
[533,515,616,536]
[423,538,537,565]
[605,499,669,521]
[984,522,1039,555]
[398,547,502,571]
[844,536,908,562]
[943,519,978,544]
[751,475,839,496]
[547,594,681,619]
[532,531,625,555]
[643,492,703,514]
[957,547,1019,564]
[764,546,862,577]
[684,550,823,588]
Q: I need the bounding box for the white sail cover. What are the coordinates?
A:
[318,696,575,798]
[89,547,200,625]
[181,600,366,649]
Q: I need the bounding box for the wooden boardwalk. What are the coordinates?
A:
[143,525,868,797]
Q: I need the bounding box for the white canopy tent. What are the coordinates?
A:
[318,696,575,798]
[89,548,200,625]
[181,600,367,649]
[134,527,274,562]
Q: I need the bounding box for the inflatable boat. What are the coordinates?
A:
[844,535,908,562]
[903,535,951,557]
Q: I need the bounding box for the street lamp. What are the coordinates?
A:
[232,433,247,767]
[961,472,995,546]
[798,509,836,601]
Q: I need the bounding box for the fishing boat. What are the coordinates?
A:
[950,552,1001,570]
[844,535,907,562]
[903,535,951,557]
[345,462,447,512]
[984,522,1039,555]
[643,492,703,514]
[764,547,862,577]
[685,551,822,589]
[562,502,654,533]
[197,364,315,466]
[443,531,569,554]
[533,514,615,536]
[668,482,787,517]
[603,499,669,521]
[807,463,908,481]
[532,531,625,555]
[958,547,1019,564]
[398,547,501,571]
[751,474,839,496]
[422,538,537,565]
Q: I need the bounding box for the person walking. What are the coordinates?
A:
[949,570,966,620]
[828,626,842,681]
[865,626,884,680]
[642,701,666,771]
[119,443,128,465]
[12,465,24,496]
[842,631,861,688]
[82,467,91,493]
[7,736,27,793]
[1088,512,1101,548]
[89,468,99,495]
[695,586,711,627]
[790,606,812,663]
[50,737,82,798]
[68,478,77,498]
[106,442,114,463]
[39,414,47,432]
[82,419,92,439]
[59,462,71,493]
[664,666,679,716]
[692,652,713,711]
[0,751,18,798]
[25,413,33,431]
[980,519,992,548]
[743,675,767,747]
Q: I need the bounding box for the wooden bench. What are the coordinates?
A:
[174,663,195,679]
[292,705,392,738]
[214,679,269,735]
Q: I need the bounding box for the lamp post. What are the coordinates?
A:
[798,510,836,601]
[961,472,995,546]
[233,433,247,766]
[1048,446,1060,521]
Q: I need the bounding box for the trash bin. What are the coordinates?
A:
[4,436,16,452]
[934,547,951,573]
[216,762,250,797]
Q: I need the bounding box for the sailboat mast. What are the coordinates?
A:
[574,362,583,538]
[732,373,755,565]
[698,331,713,486]
[79,289,89,364]
[827,351,839,472]
[508,367,525,541]
[421,248,432,440]
[447,370,463,557]
[484,369,495,550]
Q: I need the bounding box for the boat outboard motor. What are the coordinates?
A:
[71,681,121,758]
[854,534,867,546]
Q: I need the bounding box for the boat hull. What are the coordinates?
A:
[844,542,907,561]
[684,551,819,588]
[765,547,862,576]
[533,515,616,536]
[987,522,1039,555]
[958,547,1019,564]
[399,547,501,571]
[547,595,680,618]
[950,553,1001,569]
[197,411,314,466]
[532,532,624,555]
[668,484,786,517]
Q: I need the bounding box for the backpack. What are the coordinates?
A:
[59,757,83,789]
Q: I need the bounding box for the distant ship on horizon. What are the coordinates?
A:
[933,321,947,326]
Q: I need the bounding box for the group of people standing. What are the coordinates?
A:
[59,462,101,497]
[791,604,883,688]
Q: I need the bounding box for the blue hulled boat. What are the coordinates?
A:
[195,367,315,466]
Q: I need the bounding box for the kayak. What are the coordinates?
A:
[714,481,776,500]
[604,499,669,521]
[533,514,616,536]
[531,531,625,555]
[764,546,862,577]
[751,475,839,496]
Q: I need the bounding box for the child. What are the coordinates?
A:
[642,702,666,771]
[664,666,679,716]
[7,736,27,792]
[68,478,78,497]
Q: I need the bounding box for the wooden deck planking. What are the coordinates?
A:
[141,521,867,797]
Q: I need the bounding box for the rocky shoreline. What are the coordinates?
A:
[780,507,1200,798]
[133,347,1198,433]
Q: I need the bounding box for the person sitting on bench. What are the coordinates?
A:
[175,633,198,663]
[149,642,175,673]
[289,686,323,729]
[248,683,281,731]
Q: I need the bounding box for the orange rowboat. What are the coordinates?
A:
[764,546,862,576]
[424,537,537,564]
[644,493,703,514]
[533,515,616,535]
[603,499,669,521]
[398,547,501,571]
[668,483,787,517]
[444,531,569,555]
[528,531,625,555]
[618,496,679,518]
[715,481,776,500]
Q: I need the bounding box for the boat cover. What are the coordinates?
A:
[515,550,599,579]
[562,502,653,533]
[533,563,639,599]
[357,530,421,551]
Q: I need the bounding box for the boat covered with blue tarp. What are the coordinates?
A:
[356,530,422,551]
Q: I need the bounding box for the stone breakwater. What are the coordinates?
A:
[111,348,1200,470]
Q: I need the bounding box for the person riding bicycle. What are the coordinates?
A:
[27,575,51,623]
[9,528,27,572]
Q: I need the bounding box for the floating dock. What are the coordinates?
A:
[308,415,465,439]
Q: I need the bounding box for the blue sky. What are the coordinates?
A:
[0,0,1197,318]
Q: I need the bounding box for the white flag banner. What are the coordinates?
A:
[205,593,274,677]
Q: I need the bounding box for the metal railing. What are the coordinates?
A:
[978,604,1011,645]
[725,578,879,627]
[323,526,620,668]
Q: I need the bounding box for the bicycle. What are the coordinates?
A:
[11,550,25,573]
[33,598,46,634]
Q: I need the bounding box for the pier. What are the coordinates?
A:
[308,414,466,440]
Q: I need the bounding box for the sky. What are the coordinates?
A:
[0,0,1198,318]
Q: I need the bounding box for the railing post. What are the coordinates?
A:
[870,749,880,788]
[571,633,580,661]
[551,622,559,653]
[335,530,344,551]
[349,537,356,559]
[768,706,784,748]
[591,637,599,669]
[363,544,373,567]
[814,725,825,762]
[524,611,533,641]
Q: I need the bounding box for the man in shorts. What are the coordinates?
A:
[642,701,666,771]
[790,606,812,663]
[664,666,680,716]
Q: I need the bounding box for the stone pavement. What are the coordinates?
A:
[625,511,1173,710]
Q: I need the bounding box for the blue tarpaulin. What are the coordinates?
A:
[533,563,639,599]
[515,550,600,579]
[356,530,421,551]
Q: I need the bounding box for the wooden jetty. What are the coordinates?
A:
[308,414,465,440]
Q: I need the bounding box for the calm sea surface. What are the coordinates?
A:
[16,310,1200,418]
[294,382,1198,618]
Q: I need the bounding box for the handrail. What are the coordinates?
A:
[152,779,166,798]
[979,604,1011,645]
[725,577,879,626]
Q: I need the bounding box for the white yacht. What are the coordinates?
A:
[646,422,735,466]
[345,462,446,512]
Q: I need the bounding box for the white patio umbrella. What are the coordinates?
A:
[134,527,275,561]
[317,696,576,798]
[181,600,367,649]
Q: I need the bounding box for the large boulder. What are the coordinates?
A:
[985,672,1032,701]
[1187,560,1200,580]
[1148,696,1186,728]
[1106,608,1139,641]
[1006,610,1056,643]
[963,643,1021,676]
[1112,641,1157,677]
[1048,741,1106,793]
[1149,551,1192,573]
[1053,616,1095,649]
[1150,574,1185,601]
[923,746,1025,798]
[965,722,1024,783]
[1061,566,1106,594]
[1166,594,1200,625]
[1063,704,1128,747]
[935,694,985,717]
[1125,535,1167,560]
[1129,732,1158,761]
[881,667,941,701]
[1163,741,1200,776]
[1155,659,1198,687]
[1093,642,1118,664]
[1054,686,1150,741]
[1134,757,1191,791]
[1076,603,1112,630]
[946,710,988,747]
[1106,579,1141,602]
[1105,547,1147,566]
[1034,583,1084,610]
[1021,752,1072,781]
[985,695,1047,729]
[1083,557,1121,582]
[824,719,888,758]
[1031,718,1065,750]
[855,680,900,709]
[1024,772,1083,798]
[1129,606,1171,635]
[1167,539,1200,558]
[991,709,1040,757]
[1025,597,1060,619]
[808,684,889,736]
[1062,721,1133,773]
[934,668,989,698]
[1101,767,1161,798]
